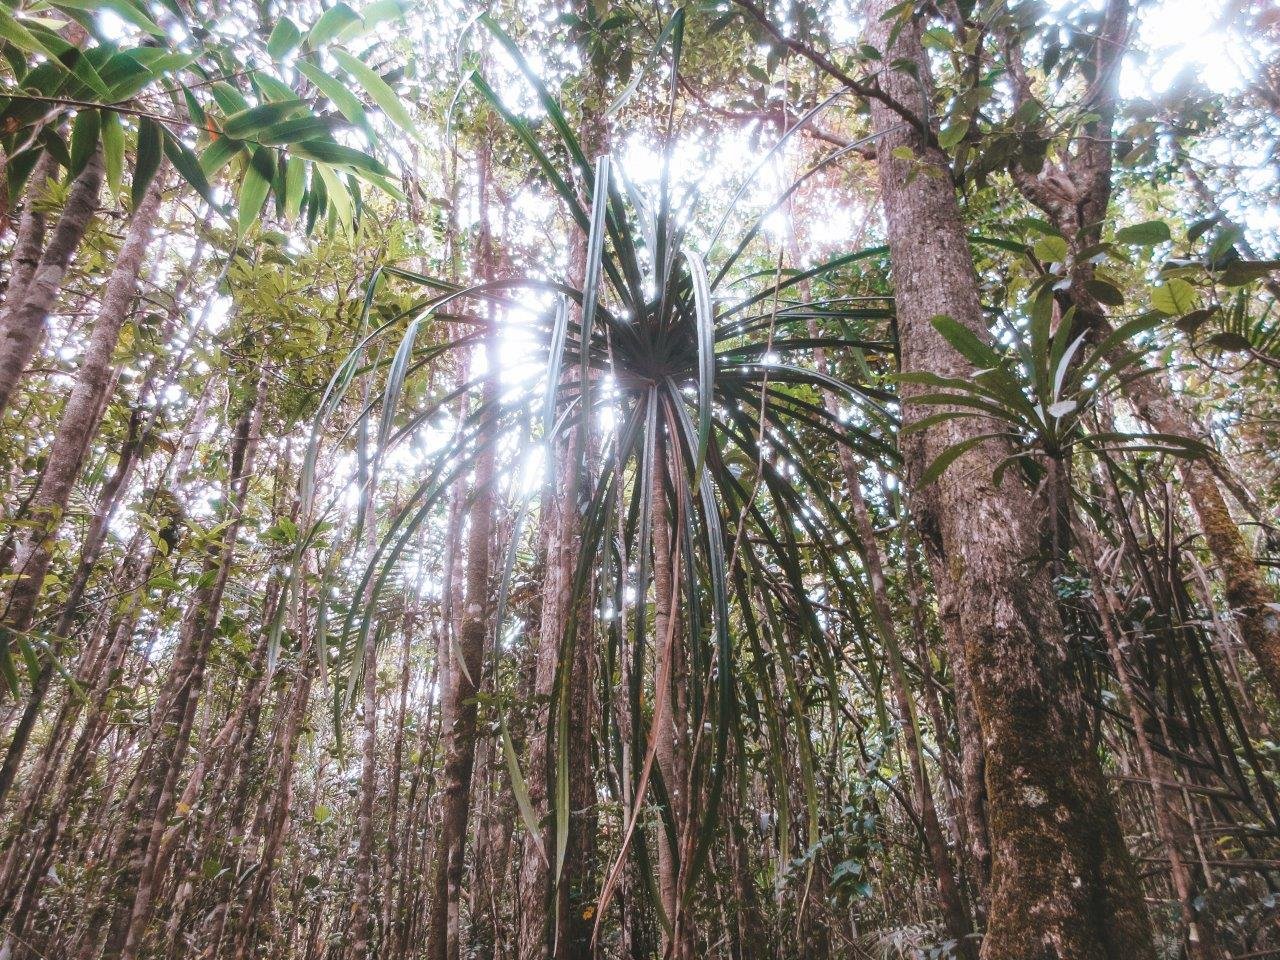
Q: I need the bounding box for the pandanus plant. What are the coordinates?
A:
[904,292,1207,567]
[276,10,900,932]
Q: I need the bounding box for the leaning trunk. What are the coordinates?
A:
[0,151,104,416]
[0,179,162,734]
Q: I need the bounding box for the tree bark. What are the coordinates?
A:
[516,134,602,960]
[866,4,1157,958]
[427,138,500,960]
[0,150,103,417]
[0,152,57,323]
[650,438,693,960]
[232,586,316,960]
[93,370,265,960]
[1,176,161,640]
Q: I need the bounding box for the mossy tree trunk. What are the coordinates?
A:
[866,4,1157,957]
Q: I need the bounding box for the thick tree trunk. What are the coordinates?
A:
[0,150,103,416]
[866,5,1156,958]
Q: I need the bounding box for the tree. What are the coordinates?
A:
[861,3,1155,954]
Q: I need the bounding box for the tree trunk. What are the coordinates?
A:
[516,151,601,960]
[866,4,1157,958]
[650,438,693,960]
[0,152,57,323]
[93,370,265,960]
[0,150,103,416]
[232,586,316,960]
[427,139,499,960]
[349,563,381,960]
[1,177,161,638]
[808,319,975,954]
[0,181,162,806]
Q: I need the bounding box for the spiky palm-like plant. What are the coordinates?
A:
[281,11,898,927]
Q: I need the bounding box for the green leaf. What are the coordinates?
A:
[929,314,1003,370]
[283,156,305,219]
[98,50,153,99]
[132,117,162,210]
[222,101,308,140]
[1032,235,1069,263]
[68,108,100,178]
[238,146,274,233]
[313,162,352,228]
[1220,259,1279,287]
[1115,219,1170,245]
[163,129,218,209]
[252,70,300,104]
[255,116,346,145]
[297,61,370,133]
[1205,331,1252,351]
[56,0,165,37]
[267,17,302,59]
[22,24,110,97]
[1085,277,1125,307]
[101,110,124,196]
[136,49,199,77]
[1151,278,1197,315]
[918,434,997,486]
[210,81,251,117]
[501,720,548,867]
[351,0,409,32]
[0,640,17,698]
[289,139,389,177]
[6,148,44,202]
[0,7,44,56]
[937,120,968,149]
[305,2,360,48]
[198,136,244,178]
[331,48,414,137]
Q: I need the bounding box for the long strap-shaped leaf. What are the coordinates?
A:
[576,157,612,489]
[685,249,715,484]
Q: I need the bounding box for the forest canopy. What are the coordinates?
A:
[0,0,1278,958]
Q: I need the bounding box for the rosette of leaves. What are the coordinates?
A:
[902,292,1207,490]
[278,11,901,916]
